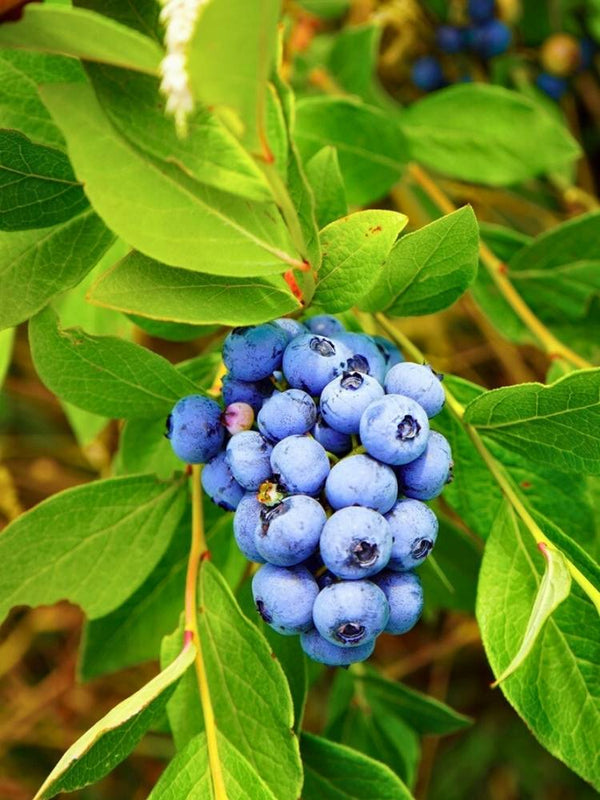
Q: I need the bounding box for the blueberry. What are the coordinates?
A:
[325,454,398,514]
[306,314,346,337]
[359,395,430,466]
[283,333,353,396]
[411,56,445,91]
[273,317,308,340]
[300,628,375,666]
[372,335,404,371]
[471,19,511,57]
[468,0,495,22]
[312,580,389,648]
[320,507,393,579]
[320,371,384,435]
[255,495,327,566]
[385,498,439,571]
[233,492,266,563]
[384,362,445,418]
[335,332,387,384]
[222,402,254,435]
[397,431,453,500]
[258,389,317,441]
[166,395,224,464]
[252,564,319,635]
[270,435,330,495]
[536,72,568,101]
[201,451,245,511]
[225,430,273,490]
[312,414,352,456]
[223,324,287,381]
[221,373,274,413]
[373,571,424,634]
[436,25,465,53]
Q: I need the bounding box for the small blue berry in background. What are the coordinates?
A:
[166,395,224,464]
[257,389,317,441]
[319,506,393,579]
[283,333,352,395]
[221,373,274,413]
[311,414,352,456]
[201,451,245,511]
[398,430,453,500]
[436,25,465,54]
[222,402,254,435]
[385,498,439,571]
[411,55,445,91]
[223,323,287,381]
[536,72,568,101]
[385,362,445,418]
[225,430,273,490]
[374,571,424,634]
[312,580,390,647]
[325,454,398,514]
[336,332,387,383]
[252,564,319,635]
[320,371,384,434]
[233,492,266,563]
[360,394,430,465]
[472,19,512,57]
[468,0,495,23]
[306,314,346,337]
[273,317,308,340]
[372,335,404,370]
[255,495,327,566]
[270,434,330,495]
[300,628,375,666]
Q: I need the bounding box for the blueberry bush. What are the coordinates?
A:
[0,0,599,798]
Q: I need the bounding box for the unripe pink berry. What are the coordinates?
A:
[222,402,254,435]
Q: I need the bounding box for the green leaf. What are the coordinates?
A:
[117,416,184,479]
[0,473,187,623]
[34,642,195,800]
[187,0,281,154]
[40,82,301,277]
[29,306,200,419]
[305,146,348,229]
[0,327,15,388]
[88,250,301,326]
[402,85,580,186]
[148,731,277,799]
[301,732,414,800]
[477,502,600,788]
[73,0,162,42]
[86,64,272,202]
[128,315,215,343]
[314,210,408,313]
[464,369,600,474]
[295,96,410,205]
[0,208,115,330]
[359,207,479,315]
[0,51,85,151]
[492,544,572,686]
[0,130,87,231]
[0,5,163,74]
[162,563,303,799]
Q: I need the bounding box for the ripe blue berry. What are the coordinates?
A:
[320,507,393,579]
[300,628,375,666]
[252,564,319,635]
[325,454,398,514]
[468,0,495,22]
[257,389,317,441]
[233,492,266,563]
[472,19,511,57]
[221,373,274,413]
[223,324,287,381]
[225,431,273,490]
[320,371,384,434]
[373,571,424,634]
[411,56,445,91]
[385,498,439,571]
[273,317,308,340]
[436,25,465,53]
[397,431,453,500]
[201,451,245,511]
[372,335,404,371]
[255,495,327,566]
[306,314,345,337]
[384,362,445,418]
[270,435,330,495]
[312,414,352,456]
[166,395,224,464]
[360,395,430,465]
[313,580,389,648]
[336,332,387,384]
[283,333,352,396]
[536,72,568,101]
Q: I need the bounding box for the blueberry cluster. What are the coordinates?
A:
[166,316,453,666]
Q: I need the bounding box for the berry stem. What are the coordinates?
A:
[185,465,229,800]
[406,162,594,371]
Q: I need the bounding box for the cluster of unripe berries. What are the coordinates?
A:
[535,33,595,101]
[166,315,453,666]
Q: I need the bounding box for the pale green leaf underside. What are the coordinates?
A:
[0,327,15,387]
[35,643,196,799]
[305,146,348,230]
